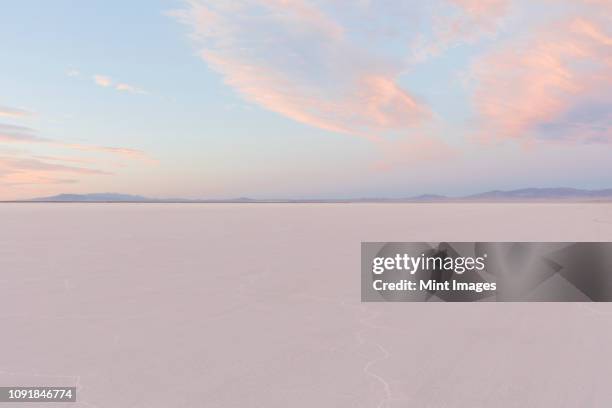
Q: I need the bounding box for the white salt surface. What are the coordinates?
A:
[1,203,612,407]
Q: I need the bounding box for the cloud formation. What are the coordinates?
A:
[0,105,32,118]
[0,122,153,162]
[172,0,611,148]
[172,0,430,139]
[0,107,155,197]
[0,156,110,176]
[93,74,113,87]
[412,0,510,61]
[63,143,156,163]
[0,123,49,143]
[0,156,109,187]
[92,74,147,94]
[471,2,612,143]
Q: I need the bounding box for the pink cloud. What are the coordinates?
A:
[445,0,509,38]
[0,155,111,194]
[0,123,49,143]
[0,117,155,197]
[471,6,612,143]
[0,122,155,162]
[93,74,113,87]
[448,0,508,19]
[63,144,157,163]
[173,0,429,140]
[92,75,147,94]
[411,0,510,61]
[0,105,32,118]
[34,155,96,164]
[0,156,110,175]
[115,83,147,94]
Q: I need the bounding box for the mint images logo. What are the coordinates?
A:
[362,242,612,302]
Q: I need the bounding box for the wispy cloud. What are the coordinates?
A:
[470,3,612,144]
[0,156,109,188]
[412,0,511,61]
[0,115,154,197]
[34,155,96,164]
[62,143,157,163]
[0,123,49,143]
[0,122,154,162]
[92,74,147,94]
[93,74,113,87]
[171,0,430,140]
[172,0,611,150]
[0,105,33,118]
[0,156,110,175]
[115,83,146,94]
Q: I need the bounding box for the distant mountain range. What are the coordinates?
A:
[463,188,612,201]
[30,193,152,202]
[16,188,612,203]
[27,193,263,203]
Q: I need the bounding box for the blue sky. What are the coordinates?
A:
[1,0,611,199]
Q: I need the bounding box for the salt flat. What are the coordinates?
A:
[1,203,612,407]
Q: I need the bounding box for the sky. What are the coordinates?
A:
[0,0,611,200]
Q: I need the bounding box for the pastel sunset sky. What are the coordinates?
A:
[1,0,610,200]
